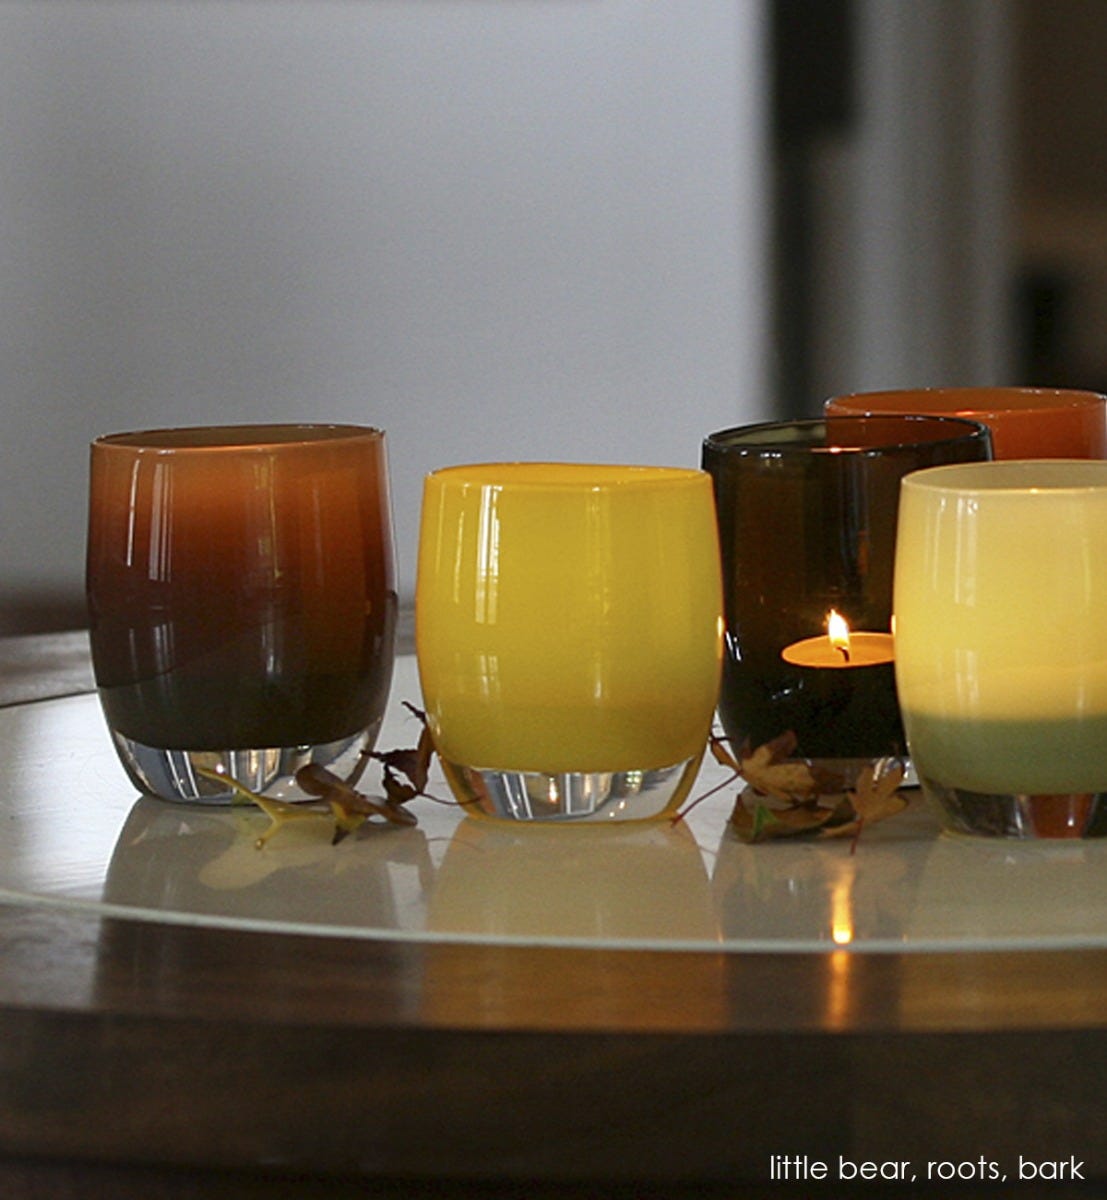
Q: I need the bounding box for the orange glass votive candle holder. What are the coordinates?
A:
[826,387,1107,460]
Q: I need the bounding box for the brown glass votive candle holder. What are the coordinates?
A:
[86,424,397,803]
[701,415,992,782]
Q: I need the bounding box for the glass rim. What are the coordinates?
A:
[828,386,1107,416]
[92,423,385,452]
[423,461,709,490]
[702,414,991,456]
[903,459,1107,496]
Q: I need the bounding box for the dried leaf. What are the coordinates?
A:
[740,732,821,802]
[730,794,840,843]
[708,731,741,773]
[820,761,908,844]
[249,794,330,848]
[850,761,907,823]
[327,799,370,844]
[769,803,840,834]
[372,703,435,807]
[296,762,418,832]
[729,799,769,843]
[726,735,910,849]
[194,721,426,848]
[194,770,331,848]
[671,730,743,825]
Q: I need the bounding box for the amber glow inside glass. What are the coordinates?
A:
[826,387,1107,459]
[86,424,397,803]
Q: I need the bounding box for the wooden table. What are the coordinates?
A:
[3,630,1107,1199]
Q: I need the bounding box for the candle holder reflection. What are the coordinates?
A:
[102,796,434,931]
[709,802,932,948]
[426,818,717,943]
[907,835,1107,943]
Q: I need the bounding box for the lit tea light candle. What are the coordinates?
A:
[781,610,895,669]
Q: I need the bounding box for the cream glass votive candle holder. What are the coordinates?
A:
[894,460,1107,837]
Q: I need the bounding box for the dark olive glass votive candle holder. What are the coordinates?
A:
[701,415,992,780]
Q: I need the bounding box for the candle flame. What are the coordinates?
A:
[827,609,851,657]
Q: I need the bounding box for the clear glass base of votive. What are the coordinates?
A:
[799,755,909,792]
[110,726,379,804]
[439,753,704,823]
[920,777,1107,838]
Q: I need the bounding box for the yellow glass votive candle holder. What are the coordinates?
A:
[415,462,723,822]
[894,460,1107,837]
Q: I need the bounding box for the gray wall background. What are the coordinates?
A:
[0,1,769,628]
